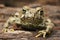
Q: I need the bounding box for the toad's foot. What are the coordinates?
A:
[35,30,46,38]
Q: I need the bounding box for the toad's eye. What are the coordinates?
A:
[23,9,26,12]
[15,15,18,17]
[40,10,44,15]
[45,21,48,22]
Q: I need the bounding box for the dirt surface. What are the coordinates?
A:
[0,5,60,40]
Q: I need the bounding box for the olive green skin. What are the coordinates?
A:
[16,17,46,31]
[19,24,46,31]
[3,6,54,38]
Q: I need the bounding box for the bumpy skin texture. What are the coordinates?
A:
[35,18,54,38]
[3,7,54,38]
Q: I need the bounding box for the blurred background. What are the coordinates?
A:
[0,0,60,7]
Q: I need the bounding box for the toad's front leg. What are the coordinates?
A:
[35,30,47,38]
